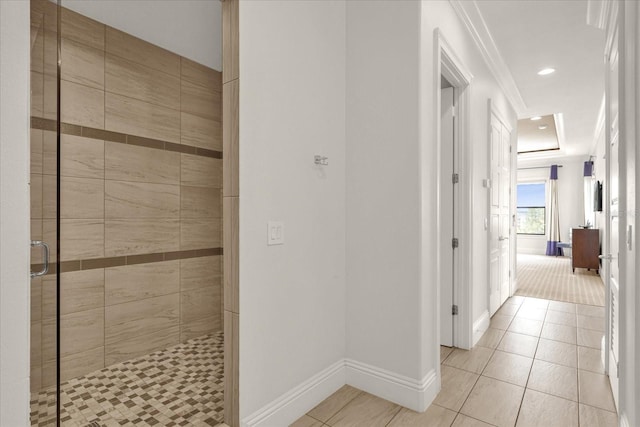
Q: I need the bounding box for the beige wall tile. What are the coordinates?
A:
[224,197,239,313]
[30,174,43,219]
[180,315,222,342]
[105,261,180,306]
[60,270,105,315]
[180,256,222,291]
[105,294,179,345]
[222,0,239,83]
[42,131,57,176]
[181,154,222,188]
[181,286,220,324]
[30,321,42,392]
[106,54,180,110]
[181,80,222,122]
[31,71,44,117]
[31,320,42,366]
[180,113,222,151]
[42,174,57,219]
[44,308,104,360]
[41,318,56,363]
[45,219,105,261]
[60,346,105,383]
[223,80,239,197]
[105,219,179,256]
[106,27,180,76]
[43,73,57,120]
[41,360,56,389]
[181,57,222,93]
[181,219,222,250]
[31,129,43,174]
[41,276,57,320]
[105,325,179,366]
[61,38,105,90]
[181,186,221,218]
[61,8,105,51]
[105,142,180,185]
[59,135,105,179]
[31,220,44,264]
[105,181,180,219]
[61,80,104,128]
[31,278,42,323]
[31,24,45,74]
[105,93,180,143]
[60,176,105,219]
[43,29,58,79]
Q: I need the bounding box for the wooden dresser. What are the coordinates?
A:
[572,228,600,273]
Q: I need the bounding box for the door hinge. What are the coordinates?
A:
[617,362,619,377]
[452,173,459,184]
[452,238,459,249]
[509,270,511,278]
[452,305,459,315]
[509,145,512,153]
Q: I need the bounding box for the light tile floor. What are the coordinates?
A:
[30,332,224,427]
[292,297,618,427]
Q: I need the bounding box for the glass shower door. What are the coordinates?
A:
[30,0,60,425]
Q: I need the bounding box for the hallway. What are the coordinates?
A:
[292,296,615,427]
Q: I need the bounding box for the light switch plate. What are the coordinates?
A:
[268,221,284,246]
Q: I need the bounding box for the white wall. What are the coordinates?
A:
[238,0,347,420]
[0,1,31,424]
[346,0,423,381]
[62,0,222,70]
[516,158,588,255]
[419,1,517,351]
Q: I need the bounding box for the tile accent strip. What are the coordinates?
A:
[31,247,223,275]
[31,116,223,159]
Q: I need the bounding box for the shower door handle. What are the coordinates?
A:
[30,240,50,278]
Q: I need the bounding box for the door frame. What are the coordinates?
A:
[434,28,473,351]
[618,1,639,425]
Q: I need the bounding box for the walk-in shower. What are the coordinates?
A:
[29,1,224,424]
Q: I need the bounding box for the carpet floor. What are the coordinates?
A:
[515,254,605,306]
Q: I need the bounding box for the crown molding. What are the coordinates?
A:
[449,0,527,116]
[586,0,613,30]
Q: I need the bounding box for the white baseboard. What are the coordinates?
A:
[345,359,437,413]
[241,360,345,427]
[241,359,439,426]
[472,310,490,346]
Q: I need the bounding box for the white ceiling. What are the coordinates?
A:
[474,0,605,162]
[62,0,222,71]
[517,115,559,153]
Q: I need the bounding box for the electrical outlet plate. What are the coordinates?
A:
[268,221,284,246]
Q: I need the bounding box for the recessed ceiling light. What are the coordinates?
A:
[538,68,556,76]
[531,116,542,121]
[538,124,548,130]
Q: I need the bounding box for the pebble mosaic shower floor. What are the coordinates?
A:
[30,332,224,427]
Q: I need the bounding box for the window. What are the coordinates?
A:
[517,182,545,235]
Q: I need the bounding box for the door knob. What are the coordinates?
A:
[598,254,615,261]
[499,236,509,241]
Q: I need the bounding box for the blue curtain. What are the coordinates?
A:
[546,165,563,256]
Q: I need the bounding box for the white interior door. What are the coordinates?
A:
[440,86,454,347]
[606,30,620,409]
[499,126,512,304]
[489,112,511,316]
